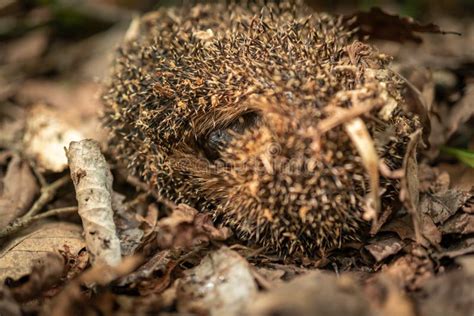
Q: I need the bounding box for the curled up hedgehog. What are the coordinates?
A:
[102,2,421,258]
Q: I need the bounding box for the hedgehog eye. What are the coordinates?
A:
[201,112,260,161]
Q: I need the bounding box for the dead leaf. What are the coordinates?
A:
[177,247,257,316]
[446,83,474,138]
[245,271,372,316]
[420,213,442,246]
[441,213,474,235]
[6,253,64,302]
[116,249,180,295]
[156,204,231,249]
[399,129,422,243]
[0,222,85,285]
[420,190,472,224]
[365,236,405,262]
[382,215,416,241]
[381,251,433,291]
[44,256,142,316]
[0,154,39,229]
[435,237,474,259]
[346,7,460,43]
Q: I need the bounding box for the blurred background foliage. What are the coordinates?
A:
[1,0,473,41]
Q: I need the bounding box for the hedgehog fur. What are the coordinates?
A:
[102,2,420,258]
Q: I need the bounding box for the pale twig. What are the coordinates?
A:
[0,206,78,239]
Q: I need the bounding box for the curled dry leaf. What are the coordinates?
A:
[365,236,405,262]
[346,7,460,43]
[177,247,257,316]
[441,213,474,235]
[66,139,122,266]
[0,222,85,285]
[0,154,39,229]
[381,252,433,291]
[117,249,180,295]
[420,189,472,225]
[245,271,371,316]
[44,256,142,316]
[112,192,144,256]
[23,104,83,172]
[399,129,422,243]
[156,204,231,249]
[6,253,64,302]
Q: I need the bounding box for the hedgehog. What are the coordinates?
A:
[102,2,421,258]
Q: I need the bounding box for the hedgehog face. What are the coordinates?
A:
[191,99,366,256]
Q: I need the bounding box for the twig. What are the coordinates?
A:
[23,175,70,219]
[0,206,78,239]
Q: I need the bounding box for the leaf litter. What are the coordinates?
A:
[0,1,473,315]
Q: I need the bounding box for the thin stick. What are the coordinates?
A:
[23,175,70,219]
[0,206,78,239]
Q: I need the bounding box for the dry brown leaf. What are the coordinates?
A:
[0,222,85,284]
[43,256,142,316]
[6,253,64,302]
[365,236,405,262]
[346,7,460,43]
[441,213,474,235]
[177,247,257,316]
[117,249,181,295]
[382,215,416,241]
[446,83,474,138]
[420,189,472,224]
[399,129,422,243]
[0,154,39,229]
[381,253,433,291]
[435,237,474,259]
[156,204,231,249]
[245,271,371,316]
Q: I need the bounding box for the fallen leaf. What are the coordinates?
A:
[420,189,471,224]
[6,253,64,302]
[365,236,405,262]
[116,249,180,295]
[399,129,422,243]
[346,7,460,43]
[0,222,85,285]
[0,154,39,228]
[381,252,433,291]
[435,237,474,259]
[177,247,257,316]
[441,213,474,235]
[245,271,372,316]
[156,204,231,249]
